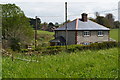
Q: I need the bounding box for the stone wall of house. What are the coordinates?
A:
[77,31,109,44]
[55,31,75,45]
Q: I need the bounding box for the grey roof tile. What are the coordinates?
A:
[55,18,110,31]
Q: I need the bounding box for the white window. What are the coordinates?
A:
[83,31,90,36]
[84,43,91,45]
[98,31,103,36]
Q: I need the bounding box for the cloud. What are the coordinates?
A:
[0,1,119,23]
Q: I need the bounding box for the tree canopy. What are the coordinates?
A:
[90,12,119,29]
[2,4,34,50]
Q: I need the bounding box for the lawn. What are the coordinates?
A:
[110,29,119,41]
[2,48,118,78]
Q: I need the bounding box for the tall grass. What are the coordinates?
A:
[2,48,118,78]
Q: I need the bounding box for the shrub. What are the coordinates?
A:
[10,38,21,51]
[35,41,118,55]
[21,49,29,53]
[33,41,118,55]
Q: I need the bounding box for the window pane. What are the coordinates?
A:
[84,31,90,36]
[98,31,103,36]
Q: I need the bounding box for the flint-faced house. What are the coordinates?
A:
[50,13,110,46]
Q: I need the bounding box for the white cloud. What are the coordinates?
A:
[0,1,119,23]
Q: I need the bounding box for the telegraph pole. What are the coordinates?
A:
[35,16,37,48]
[65,2,68,49]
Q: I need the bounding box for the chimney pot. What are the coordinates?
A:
[81,13,88,22]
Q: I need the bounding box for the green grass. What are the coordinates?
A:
[2,29,119,78]
[37,30,54,35]
[2,48,118,78]
[110,29,119,41]
[36,30,54,47]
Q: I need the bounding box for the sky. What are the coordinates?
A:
[1,0,120,23]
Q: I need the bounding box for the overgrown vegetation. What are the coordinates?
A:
[19,41,118,55]
[37,30,54,47]
[2,4,34,51]
[2,48,118,78]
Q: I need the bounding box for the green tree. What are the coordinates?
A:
[96,16,111,28]
[54,22,59,28]
[105,13,115,28]
[2,4,34,50]
[29,18,41,30]
[89,17,96,22]
[48,22,54,28]
[114,21,120,28]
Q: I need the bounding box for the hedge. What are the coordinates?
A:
[20,41,119,55]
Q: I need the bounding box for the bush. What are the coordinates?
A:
[21,49,29,53]
[10,38,21,51]
[19,41,119,55]
[33,41,118,55]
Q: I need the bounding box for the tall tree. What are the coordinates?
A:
[48,22,54,28]
[2,4,34,50]
[114,21,120,28]
[96,16,111,28]
[29,18,41,30]
[105,13,115,28]
[54,22,59,28]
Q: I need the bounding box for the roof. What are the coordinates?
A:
[55,18,110,31]
[49,36,66,43]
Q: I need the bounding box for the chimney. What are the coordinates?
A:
[81,13,88,22]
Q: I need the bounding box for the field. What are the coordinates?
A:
[110,29,119,41]
[37,30,54,47]
[37,30,54,35]
[2,48,118,78]
[2,29,119,78]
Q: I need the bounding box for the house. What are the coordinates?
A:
[50,13,110,46]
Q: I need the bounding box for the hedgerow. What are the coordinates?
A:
[20,41,119,55]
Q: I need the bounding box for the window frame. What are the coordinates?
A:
[98,31,104,37]
[83,31,90,37]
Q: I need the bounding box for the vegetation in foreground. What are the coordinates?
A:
[2,48,118,78]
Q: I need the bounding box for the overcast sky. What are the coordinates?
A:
[1,0,120,23]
